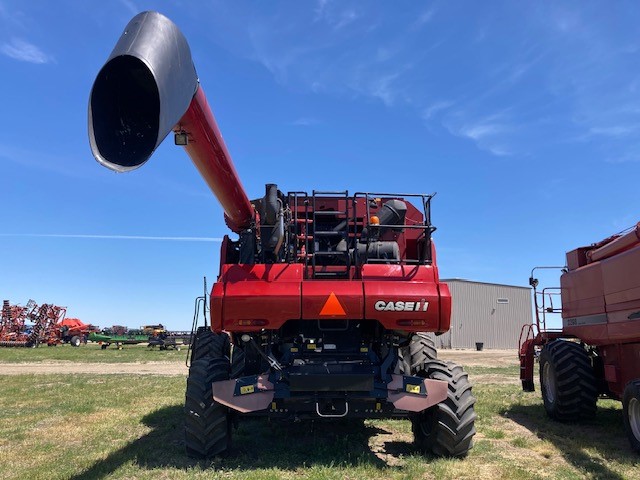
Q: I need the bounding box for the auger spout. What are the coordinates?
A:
[88,11,253,232]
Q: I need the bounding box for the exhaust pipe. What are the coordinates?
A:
[88,11,253,232]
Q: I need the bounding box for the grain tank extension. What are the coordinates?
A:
[519,223,640,453]
[89,11,476,459]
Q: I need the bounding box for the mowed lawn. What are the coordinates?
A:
[0,342,187,363]
[0,348,638,479]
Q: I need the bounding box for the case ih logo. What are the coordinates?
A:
[374,300,429,312]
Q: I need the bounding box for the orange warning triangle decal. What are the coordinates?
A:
[319,292,346,316]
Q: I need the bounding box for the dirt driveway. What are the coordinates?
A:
[0,361,187,376]
[439,348,518,367]
[0,349,518,376]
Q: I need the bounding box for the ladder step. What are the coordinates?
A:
[313,272,349,278]
[313,191,348,195]
[314,210,346,216]
[313,251,349,256]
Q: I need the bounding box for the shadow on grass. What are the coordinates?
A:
[503,402,635,480]
[71,405,416,479]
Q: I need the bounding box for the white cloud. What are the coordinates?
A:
[552,9,581,33]
[411,8,436,30]
[314,0,329,21]
[313,1,361,30]
[589,125,640,138]
[1,38,53,64]
[444,114,514,156]
[605,152,640,164]
[368,72,400,106]
[290,117,321,126]
[332,9,359,30]
[459,123,505,141]
[199,3,640,163]
[118,0,138,16]
[0,144,86,177]
[423,100,454,120]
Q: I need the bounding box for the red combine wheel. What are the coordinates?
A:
[539,340,597,421]
[623,380,640,453]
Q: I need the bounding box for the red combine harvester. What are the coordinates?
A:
[88,11,476,458]
[519,223,640,453]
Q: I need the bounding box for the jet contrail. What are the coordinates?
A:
[0,234,223,242]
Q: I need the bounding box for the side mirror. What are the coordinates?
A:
[529,277,539,288]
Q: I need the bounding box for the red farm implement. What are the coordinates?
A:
[519,222,640,453]
[0,299,66,347]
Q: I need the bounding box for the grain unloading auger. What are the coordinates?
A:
[89,11,476,459]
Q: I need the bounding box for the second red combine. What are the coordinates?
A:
[88,11,476,459]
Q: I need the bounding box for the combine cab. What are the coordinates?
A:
[519,223,640,453]
[88,11,476,458]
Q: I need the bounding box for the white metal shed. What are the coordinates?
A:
[433,279,533,349]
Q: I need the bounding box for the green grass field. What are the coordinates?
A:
[0,343,186,363]
[0,351,638,479]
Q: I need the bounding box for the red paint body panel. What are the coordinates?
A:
[211,263,451,334]
[361,264,436,281]
[560,263,605,319]
[213,264,302,333]
[561,243,640,346]
[598,343,640,398]
[364,280,440,331]
[602,245,640,313]
[302,281,363,320]
[210,282,225,333]
[438,282,452,333]
[222,264,303,283]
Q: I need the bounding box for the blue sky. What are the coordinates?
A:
[1,1,638,331]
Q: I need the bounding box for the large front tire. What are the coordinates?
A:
[191,327,230,362]
[539,340,597,421]
[184,356,230,458]
[185,332,232,458]
[413,360,476,457]
[397,333,437,375]
[623,380,640,453]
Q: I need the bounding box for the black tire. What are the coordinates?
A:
[230,344,245,379]
[230,341,266,378]
[70,336,81,347]
[191,328,230,362]
[397,333,437,375]
[539,340,597,421]
[184,357,231,458]
[413,360,476,457]
[622,380,640,453]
